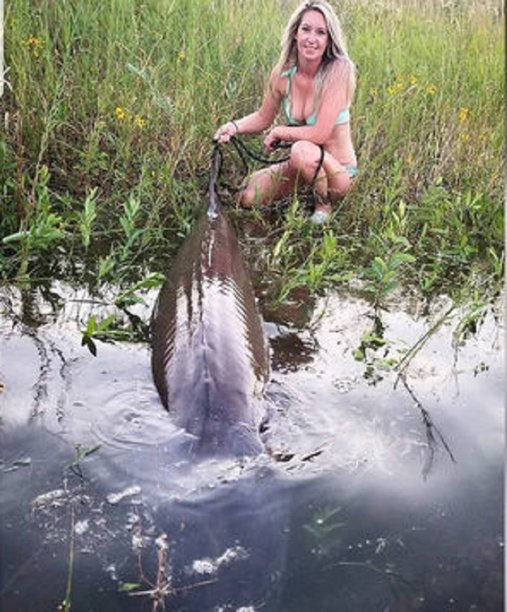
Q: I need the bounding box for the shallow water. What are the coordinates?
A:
[0,282,503,611]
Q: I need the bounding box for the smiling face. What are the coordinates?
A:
[295,9,329,64]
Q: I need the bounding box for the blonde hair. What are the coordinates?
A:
[276,1,356,104]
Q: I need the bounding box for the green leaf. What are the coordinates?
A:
[381,281,399,294]
[81,335,97,357]
[2,230,29,244]
[353,348,365,361]
[119,582,141,593]
[390,252,415,268]
[370,257,386,280]
[98,255,116,279]
[97,314,117,332]
[85,315,97,335]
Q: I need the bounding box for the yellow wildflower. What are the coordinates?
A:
[134,116,146,128]
[409,75,417,85]
[459,132,470,142]
[426,84,437,96]
[115,106,126,121]
[177,50,186,62]
[23,35,43,57]
[458,107,469,123]
[28,36,43,48]
[386,80,404,95]
[369,86,378,97]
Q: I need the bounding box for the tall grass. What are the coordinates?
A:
[0,0,503,305]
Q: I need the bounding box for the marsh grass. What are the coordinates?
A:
[1,0,503,311]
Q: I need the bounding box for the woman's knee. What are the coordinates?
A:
[239,166,292,207]
[239,186,255,208]
[238,168,271,207]
[329,174,353,200]
[289,140,322,178]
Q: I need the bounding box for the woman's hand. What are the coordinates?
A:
[263,126,283,153]
[214,121,238,144]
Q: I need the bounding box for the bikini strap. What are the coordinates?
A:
[280,65,297,78]
[281,64,297,94]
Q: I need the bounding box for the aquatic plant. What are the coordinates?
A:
[120,529,217,611]
[57,504,75,612]
[81,314,133,356]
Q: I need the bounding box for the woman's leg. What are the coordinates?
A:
[289,140,329,206]
[323,156,355,203]
[239,161,298,207]
[239,140,355,210]
[289,141,355,214]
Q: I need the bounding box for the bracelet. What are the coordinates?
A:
[230,120,239,133]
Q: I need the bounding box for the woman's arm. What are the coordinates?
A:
[215,68,283,142]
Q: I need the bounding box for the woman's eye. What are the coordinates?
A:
[300,24,327,36]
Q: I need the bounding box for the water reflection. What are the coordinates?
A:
[0,284,503,611]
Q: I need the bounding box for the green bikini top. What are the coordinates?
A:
[281,65,350,126]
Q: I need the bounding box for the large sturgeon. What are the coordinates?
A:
[151,152,269,457]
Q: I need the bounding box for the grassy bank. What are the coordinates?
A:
[0,0,504,313]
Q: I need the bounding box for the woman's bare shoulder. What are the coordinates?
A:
[267,65,287,99]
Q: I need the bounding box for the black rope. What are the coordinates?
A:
[229,136,325,185]
[229,135,291,166]
[312,143,325,185]
[209,136,326,207]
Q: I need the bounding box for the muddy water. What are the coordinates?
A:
[0,283,503,611]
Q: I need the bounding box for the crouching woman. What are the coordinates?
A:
[215,0,357,225]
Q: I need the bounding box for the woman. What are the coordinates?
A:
[214,0,357,225]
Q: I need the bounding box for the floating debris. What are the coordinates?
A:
[74,519,89,536]
[106,485,141,505]
[2,457,32,472]
[31,489,67,509]
[189,546,249,576]
[332,376,358,394]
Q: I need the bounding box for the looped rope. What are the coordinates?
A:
[229,135,291,166]
[209,136,326,210]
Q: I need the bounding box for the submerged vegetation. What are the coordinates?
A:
[0,0,504,328]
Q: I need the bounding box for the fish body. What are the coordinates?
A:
[151,205,269,457]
